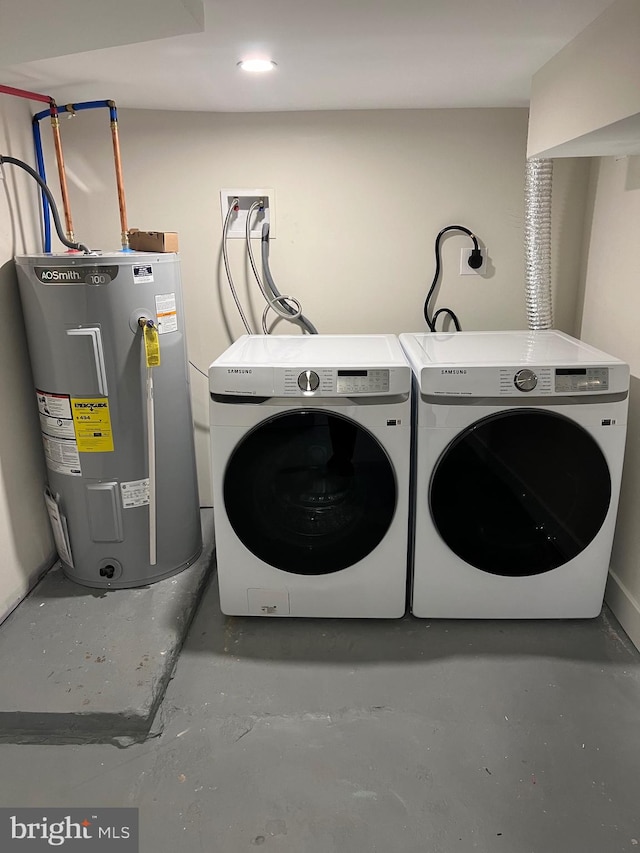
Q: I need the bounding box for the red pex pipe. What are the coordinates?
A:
[1,83,77,247]
[0,84,53,104]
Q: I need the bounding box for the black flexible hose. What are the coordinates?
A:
[0,155,90,253]
[423,224,480,332]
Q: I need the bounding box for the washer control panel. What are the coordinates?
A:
[336,369,390,394]
[514,368,537,392]
[555,367,609,393]
[282,367,391,395]
[298,370,320,392]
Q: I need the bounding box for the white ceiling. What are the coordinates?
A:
[0,0,615,113]
[0,0,204,66]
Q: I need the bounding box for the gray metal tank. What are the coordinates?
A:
[15,252,202,588]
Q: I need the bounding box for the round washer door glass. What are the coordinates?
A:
[224,410,397,575]
[430,409,611,576]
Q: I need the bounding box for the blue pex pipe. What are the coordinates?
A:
[33,100,111,122]
[32,100,112,249]
[32,118,51,252]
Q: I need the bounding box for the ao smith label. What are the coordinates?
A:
[35,266,120,285]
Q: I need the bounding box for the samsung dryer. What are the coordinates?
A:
[400,330,629,619]
[209,335,411,617]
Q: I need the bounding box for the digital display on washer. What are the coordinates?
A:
[336,369,389,393]
[555,367,609,392]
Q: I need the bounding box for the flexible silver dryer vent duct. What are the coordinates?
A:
[524,158,554,329]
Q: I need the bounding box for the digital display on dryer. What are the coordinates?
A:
[555,367,609,392]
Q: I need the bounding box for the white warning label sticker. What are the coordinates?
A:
[42,434,82,476]
[39,413,76,440]
[155,291,178,334]
[133,264,154,284]
[36,390,72,420]
[37,389,77,455]
[120,478,150,508]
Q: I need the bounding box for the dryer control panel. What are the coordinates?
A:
[555,368,609,393]
[423,364,626,397]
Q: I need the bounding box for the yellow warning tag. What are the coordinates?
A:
[71,398,115,453]
[144,326,161,368]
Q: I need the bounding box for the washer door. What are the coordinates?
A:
[224,410,397,575]
[429,409,611,576]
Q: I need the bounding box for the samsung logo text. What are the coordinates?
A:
[227,369,252,374]
[440,369,468,375]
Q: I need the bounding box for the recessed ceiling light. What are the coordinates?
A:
[237,59,277,73]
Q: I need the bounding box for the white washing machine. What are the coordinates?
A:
[400,330,629,619]
[209,335,411,617]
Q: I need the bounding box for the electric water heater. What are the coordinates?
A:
[15,252,202,588]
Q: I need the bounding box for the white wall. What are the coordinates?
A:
[528,0,640,158]
[0,95,55,622]
[40,106,588,502]
[579,154,640,647]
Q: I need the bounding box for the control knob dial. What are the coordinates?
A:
[298,370,320,392]
[514,368,538,392]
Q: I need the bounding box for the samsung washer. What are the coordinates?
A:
[209,335,411,617]
[400,330,629,619]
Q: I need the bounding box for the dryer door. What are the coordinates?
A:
[430,409,611,576]
[224,410,397,574]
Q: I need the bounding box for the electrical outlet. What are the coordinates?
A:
[220,188,275,239]
[460,247,487,275]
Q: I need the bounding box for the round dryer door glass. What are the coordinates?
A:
[429,409,611,576]
[224,410,397,575]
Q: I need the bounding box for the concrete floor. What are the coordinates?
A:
[0,511,213,744]
[1,577,640,853]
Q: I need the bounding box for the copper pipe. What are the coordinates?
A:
[108,102,129,250]
[49,105,75,244]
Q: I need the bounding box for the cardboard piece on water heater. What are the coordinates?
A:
[128,229,179,253]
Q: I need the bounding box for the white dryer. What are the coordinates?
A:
[209,335,411,617]
[400,330,629,619]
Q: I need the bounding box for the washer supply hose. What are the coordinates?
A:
[0,155,90,253]
[260,221,318,334]
[222,198,253,334]
[246,202,302,334]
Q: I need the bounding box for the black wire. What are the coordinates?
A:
[423,224,479,332]
[189,361,208,378]
[432,307,462,332]
[0,155,90,253]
